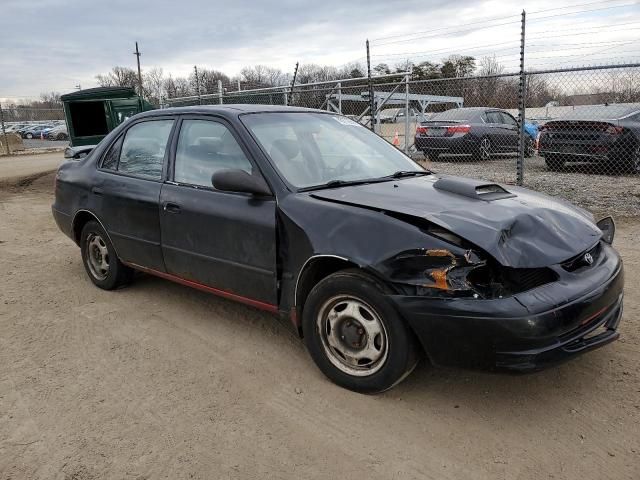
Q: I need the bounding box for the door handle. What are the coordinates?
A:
[91,187,103,196]
[164,202,181,214]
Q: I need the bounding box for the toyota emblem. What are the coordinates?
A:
[584,252,594,265]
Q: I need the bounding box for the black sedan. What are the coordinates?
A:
[52,105,624,393]
[415,107,533,162]
[538,104,640,173]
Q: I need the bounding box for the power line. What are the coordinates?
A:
[528,2,638,22]
[370,14,519,42]
[372,41,518,59]
[527,0,629,15]
[373,20,521,46]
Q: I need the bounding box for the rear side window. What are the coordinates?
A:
[486,112,502,124]
[118,120,174,180]
[174,120,252,187]
[101,136,123,170]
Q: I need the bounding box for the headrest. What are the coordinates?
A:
[270,138,300,161]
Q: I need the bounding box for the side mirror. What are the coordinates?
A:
[212,169,272,197]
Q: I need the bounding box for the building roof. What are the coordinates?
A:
[60,86,138,102]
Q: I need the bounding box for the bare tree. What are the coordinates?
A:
[95,66,139,88]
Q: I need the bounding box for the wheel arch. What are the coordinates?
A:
[294,255,399,337]
[71,210,118,256]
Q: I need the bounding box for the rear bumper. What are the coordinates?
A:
[415,135,477,153]
[538,135,629,161]
[52,206,73,240]
[390,245,624,372]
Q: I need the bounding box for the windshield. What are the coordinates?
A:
[241,112,424,189]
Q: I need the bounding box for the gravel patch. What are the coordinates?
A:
[413,153,640,217]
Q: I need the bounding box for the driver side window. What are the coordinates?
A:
[174,120,252,187]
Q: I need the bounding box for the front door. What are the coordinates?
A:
[159,117,278,305]
[94,118,175,271]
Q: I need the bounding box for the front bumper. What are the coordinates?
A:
[389,243,624,372]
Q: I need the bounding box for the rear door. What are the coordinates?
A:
[485,111,514,151]
[159,117,278,305]
[499,112,520,151]
[95,118,175,270]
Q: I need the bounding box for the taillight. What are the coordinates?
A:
[605,125,623,135]
[447,124,471,134]
[416,125,428,134]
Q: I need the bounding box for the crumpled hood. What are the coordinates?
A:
[309,175,601,268]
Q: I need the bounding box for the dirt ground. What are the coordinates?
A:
[0,173,639,480]
[0,152,65,182]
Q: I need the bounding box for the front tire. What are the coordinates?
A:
[80,220,133,290]
[302,269,420,394]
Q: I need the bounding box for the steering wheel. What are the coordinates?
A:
[333,156,363,177]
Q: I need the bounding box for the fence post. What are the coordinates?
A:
[516,9,527,186]
[404,74,410,154]
[194,65,202,105]
[0,102,10,156]
[217,80,223,105]
[366,39,375,132]
[337,82,342,114]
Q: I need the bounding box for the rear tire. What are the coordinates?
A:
[622,144,640,174]
[524,137,534,158]
[302,269,420,394]
[545,155,564,171]
[80,220,133,290]
[473,137,491,161]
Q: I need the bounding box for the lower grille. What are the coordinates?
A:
[501,267,557,292]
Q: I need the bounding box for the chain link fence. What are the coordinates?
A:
[163,63,640,216]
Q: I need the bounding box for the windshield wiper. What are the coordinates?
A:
[386,170,432,179]
[299,177,388,192]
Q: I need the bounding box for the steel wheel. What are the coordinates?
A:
[86,232,110,280]
[317,295,388,377]
[479,137,491,160]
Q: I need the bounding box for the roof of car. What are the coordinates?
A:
[137,104,326,120]
[551,103,640,121]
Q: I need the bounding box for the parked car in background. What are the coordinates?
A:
[415,107,533,161]
[538,103,640,173]
[20,124,55,139]
[47,124,69,140]
[52,105,623,393]
[379,108,408,124]
[524,121,539,141]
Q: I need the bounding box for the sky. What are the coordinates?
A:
[1,0,639,101]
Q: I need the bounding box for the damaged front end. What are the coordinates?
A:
[377,228,557,299]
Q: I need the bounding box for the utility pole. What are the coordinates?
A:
[134,41,144,97]
[194,66,202,104]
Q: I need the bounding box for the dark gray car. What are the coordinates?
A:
[415,107,532,162]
